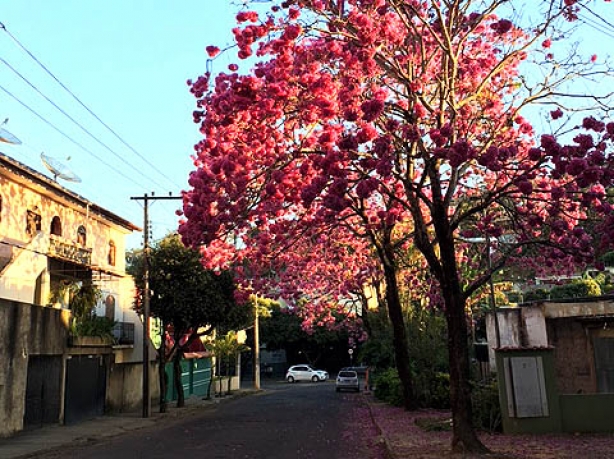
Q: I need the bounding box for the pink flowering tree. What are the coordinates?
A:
[180,0,614,453]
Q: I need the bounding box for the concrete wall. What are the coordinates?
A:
[106,361,159,413]
[547,318,596,394]
[560,394,614,433]
[0,300,69,437]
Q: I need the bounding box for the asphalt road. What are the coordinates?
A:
[32,380,375,459]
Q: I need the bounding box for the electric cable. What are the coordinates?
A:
[0,82,149,188]
[0,20,182,190]
[0,56,169,190]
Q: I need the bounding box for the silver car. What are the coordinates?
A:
[336,370,360,392]
[285,365,328,383]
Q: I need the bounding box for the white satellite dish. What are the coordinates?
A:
[0,118,21,145]
[40,152,81,183]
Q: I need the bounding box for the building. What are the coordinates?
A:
[486,297,614,434]
[0,151,157,437]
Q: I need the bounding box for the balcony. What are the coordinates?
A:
[48,235,92,265]
[112,322,135,345]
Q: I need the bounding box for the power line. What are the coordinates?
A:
[0,20,182,191]
[0,56,170,190]
[583,4,614,35]
[0,82,149,188]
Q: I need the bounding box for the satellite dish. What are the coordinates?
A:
[40,152,82,183]
[0,118,21,145]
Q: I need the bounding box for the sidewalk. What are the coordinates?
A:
[362,393,614,459]
[0,390,255,459]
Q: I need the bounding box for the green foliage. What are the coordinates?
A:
[549,278,601,299]
[69,283,101,324]
[358,306,395,370]
[130,234,251,346]
[66,283,115,340]
[415,372,450,409]
[373,368,404,407]
[73,316,116,340]
[260,302,351,367]
[524,288,549,302]
[600,251,614,267]
[471,380,502,433]
[361,302,449,408]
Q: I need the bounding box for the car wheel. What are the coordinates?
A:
[287,376,295,383]
[311,375,319,382]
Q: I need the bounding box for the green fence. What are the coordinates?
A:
[165,358,212,401]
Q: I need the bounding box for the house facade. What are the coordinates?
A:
[0,152,157,437]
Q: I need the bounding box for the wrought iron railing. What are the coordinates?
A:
[112,322,135,345]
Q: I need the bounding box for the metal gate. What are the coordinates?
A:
[64,355,107,424]
[23,355,62,429]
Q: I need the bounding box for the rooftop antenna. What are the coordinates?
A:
[0,118,22,145]
[40,152,81,183]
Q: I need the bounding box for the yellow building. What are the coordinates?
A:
[0,151,157,437]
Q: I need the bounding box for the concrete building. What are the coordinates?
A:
[486,297,614,434]
[0,152,157,438]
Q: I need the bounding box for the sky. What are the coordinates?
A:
[0,1,242,249]
[0,1,612,251]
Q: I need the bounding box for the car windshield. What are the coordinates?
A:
[338,371,357,378]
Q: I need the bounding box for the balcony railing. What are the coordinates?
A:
[48,235,92,265]
[112,322,135,345]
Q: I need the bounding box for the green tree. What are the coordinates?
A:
[260,302,353,370]
[130,234,251,410]
[207,331,248,397]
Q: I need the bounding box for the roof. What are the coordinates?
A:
[0,151,141,232]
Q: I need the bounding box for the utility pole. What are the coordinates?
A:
[131,192,182,418]
[253,297,261,390]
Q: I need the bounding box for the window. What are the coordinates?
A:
[50,216,62,236]
[108,240,116,266]
[26,207,42,237]
[77,225,86,246]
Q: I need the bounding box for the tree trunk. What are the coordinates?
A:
[227,356,232,395]
[173,351,185,408]
[439,253,488,453]
[158,344,168,413]
[382,249,416,410]
[205,360,213,400]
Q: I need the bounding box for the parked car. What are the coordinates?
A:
[285,365,329,383]
[336,370,360,392]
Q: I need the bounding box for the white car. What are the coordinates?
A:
[285,365,329,383]
[336,370,360,392]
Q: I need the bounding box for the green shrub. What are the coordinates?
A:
[73,315,116,340]
[524,289,549,302]
[600,251,614,267]
[472,380,502,433]
[549,279,601,299]
[414,371,450,409]
[373,368,404,407]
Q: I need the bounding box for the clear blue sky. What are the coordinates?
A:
[0,1,611,250]
[0,1,240,249]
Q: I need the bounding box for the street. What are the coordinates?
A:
[31,381,378,459]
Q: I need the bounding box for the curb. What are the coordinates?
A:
[361,392,398,459]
